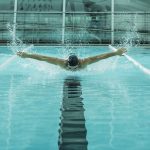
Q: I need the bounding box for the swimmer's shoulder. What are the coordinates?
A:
[78,59,87,69]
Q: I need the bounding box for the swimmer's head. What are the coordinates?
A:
[67,54,79,69]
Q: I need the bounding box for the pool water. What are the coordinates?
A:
[0,46,150,150]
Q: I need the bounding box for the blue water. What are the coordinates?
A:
[0,46,150,150]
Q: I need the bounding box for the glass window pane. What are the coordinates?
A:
[17,13,62,44]
[17,0,62,12]
[115,0,150,11]
[0,13,14,43]
[114,13,150,44]
[66,0,111,12]
[0,0,14,11]
[65,13,111,44]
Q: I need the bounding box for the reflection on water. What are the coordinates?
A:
[58,77,88,150]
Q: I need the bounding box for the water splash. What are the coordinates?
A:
[0,23,34,70]
[118,14,140,49]
[58,39,80,60]
[7,23,34,53]
[112,14,150,76]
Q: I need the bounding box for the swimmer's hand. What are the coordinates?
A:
[115,48,127,56]
[17,51,29,58]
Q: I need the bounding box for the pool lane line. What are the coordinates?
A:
[58,77,88,149]
[109,45,150,76]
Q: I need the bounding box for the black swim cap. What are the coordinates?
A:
[68,55,79,67]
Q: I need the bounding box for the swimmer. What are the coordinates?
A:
[17,48,127,71]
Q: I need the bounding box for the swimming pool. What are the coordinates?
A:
[0,46,150,150]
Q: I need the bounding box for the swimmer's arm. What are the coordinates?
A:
[17,52,65,67]
[81,48,126,65]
